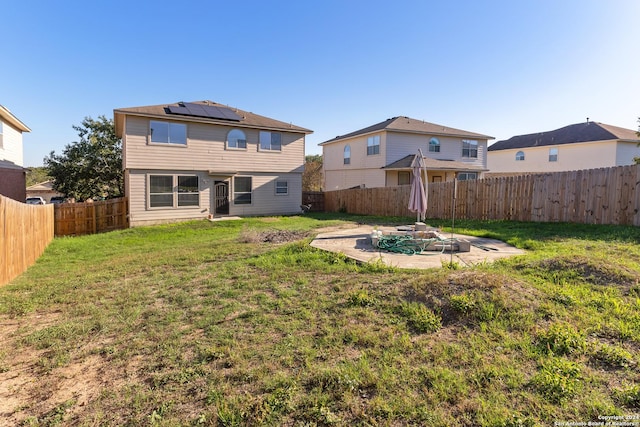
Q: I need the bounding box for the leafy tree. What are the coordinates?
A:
[303,154,323,191]
[44,116,122,201]
[25,166,51,187]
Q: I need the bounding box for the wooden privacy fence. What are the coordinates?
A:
[54,197,129,236]
[324,165,640,226]
[1,195,54,286]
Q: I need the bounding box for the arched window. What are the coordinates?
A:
[515,151,525,161]
[344,145,351,164]
[227,129,247,149]
[429,137,440,153]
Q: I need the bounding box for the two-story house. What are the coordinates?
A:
[114,101,312,226]
[487,121,640,176]
[320,116,493,190]
[0,104,31,202]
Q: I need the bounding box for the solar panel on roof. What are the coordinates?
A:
[167,102,242,122]
[167,105,190,115]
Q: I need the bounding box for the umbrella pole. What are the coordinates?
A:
[450,175,457,265]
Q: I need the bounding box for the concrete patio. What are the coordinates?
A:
[310,225,526,269]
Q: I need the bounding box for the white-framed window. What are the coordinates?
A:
[150,121,187,145]
[227,129,247,149]
[398,171,410,185]
[429,137,440,153]
[343,145,351,164]
[549,147,558,162]
[148,174,199,208]
[259,131,281,151]
[234,176,252,204]
[0,121,3,148]
[457,172,477,181]
[462,140,478,158]
[275,180,288,195]
[516,151,525,161]
[367,135,380,155]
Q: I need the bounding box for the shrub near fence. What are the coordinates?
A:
[324,165,640,226]
[54,197,129,236]
[0,195,54,286]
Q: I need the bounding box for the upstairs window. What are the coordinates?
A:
[429,137,440,153]
[227,129,247,149]
[367,135,380,155]
[0,121,3,148]
[516,151,525,161]
[260,131,281,151]
[344,145,351,164]
[549,147,558,162]
[462,140,478,158]
[150,121,187,145]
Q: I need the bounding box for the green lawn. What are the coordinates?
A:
[1,214,639,426]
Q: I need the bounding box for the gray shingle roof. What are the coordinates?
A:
[488,121,639,151]
[320,116,493,144]
[114,101,312,136]
[383,154,488,172]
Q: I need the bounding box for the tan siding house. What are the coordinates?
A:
[487,121,640,175]
[114,101,312,226]
[321,116,493,190]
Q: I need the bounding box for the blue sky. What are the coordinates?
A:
[3,0,639,167]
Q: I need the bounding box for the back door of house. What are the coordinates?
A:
[213,181,229,215]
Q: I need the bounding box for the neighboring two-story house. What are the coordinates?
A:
[320,116,493,190]
[0,104,31,202]
[114,101,312,226]
[487,121,640,176]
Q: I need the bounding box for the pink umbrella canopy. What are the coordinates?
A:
[408,152,428,222]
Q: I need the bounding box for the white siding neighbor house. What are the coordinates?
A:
[320,116,493,190]
[487,121,640,176]
[114,101,312,227]
[0,104,31,202]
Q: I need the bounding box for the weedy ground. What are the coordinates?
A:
[1,213,639,426]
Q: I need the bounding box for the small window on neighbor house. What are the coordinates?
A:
[344,145,351,164]
[549,147,558,162]
[398,171,410,185]
[227,129,247,149]
[259,131,281,151]
[367,135,380,155]
[462,140,478,158]
[457,172,477,181]
[150,121,187,145]
[275,180,288,195]
[234,176,252,204]
[429,137,440,153]
[0,121,3,148]
[516,151,525,161]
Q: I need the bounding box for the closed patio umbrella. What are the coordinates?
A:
[408,150,428,222]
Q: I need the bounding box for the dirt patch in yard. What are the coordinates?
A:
[239,228,309,244]
[0,311,143,425]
